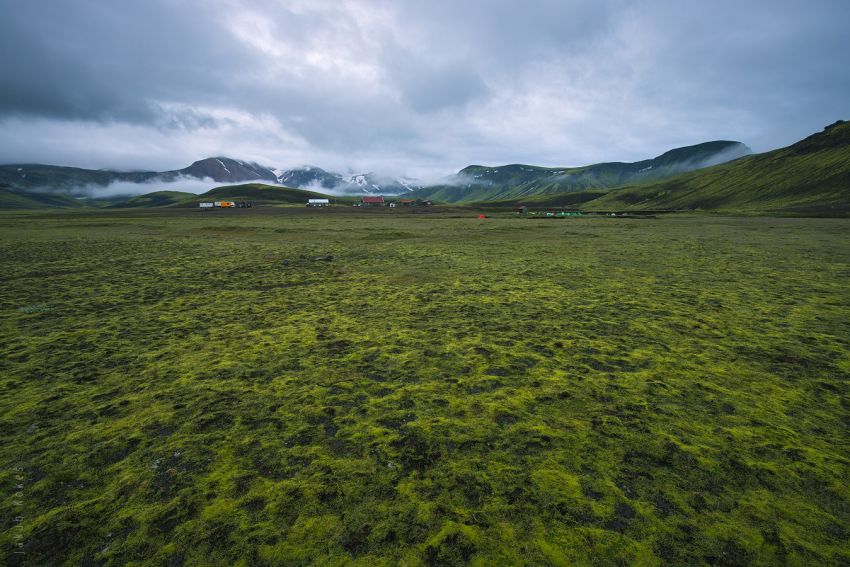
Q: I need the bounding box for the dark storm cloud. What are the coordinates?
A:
[0,0,261,125]
[0,0,847,176]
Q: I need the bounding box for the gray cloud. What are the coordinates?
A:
[0,1,245,123]
[0,0,847,178]
[33,177,225,199]
[383,47,490,113]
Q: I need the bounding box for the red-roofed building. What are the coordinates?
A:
[361,196,385,205]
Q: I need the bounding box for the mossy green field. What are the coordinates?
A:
[1,208,849,565]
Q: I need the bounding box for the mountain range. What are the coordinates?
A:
[465,120,850,213]
[0,158,418,197]
[586,119,850,212]
[277,167,420,194]
[0,139,748,204]
[408,141,751,202]
[1,120,848,213]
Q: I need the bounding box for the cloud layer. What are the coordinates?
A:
[1,0,848,177]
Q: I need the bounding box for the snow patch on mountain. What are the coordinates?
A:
[215,159,231,175]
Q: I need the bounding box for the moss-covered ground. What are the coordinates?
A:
[1,209,849,566]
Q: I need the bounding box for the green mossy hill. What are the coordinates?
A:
[472,190,609,209]
[199,183,346,204]
[0,164,161,193]
[0,183,350,210]
[412,141,750,203]
[1,210,849,565]
[0,185,84,209]
[113,191,197,208]
[594,120,850,212]
[0,158,276,193]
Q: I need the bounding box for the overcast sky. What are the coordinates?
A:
[0,0,847,178]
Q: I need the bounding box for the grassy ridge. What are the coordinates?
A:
[469,190,610,209]
[197,183,353,205]
[0,186,84,209]
[594,121,850,211]
[0,164,161,193]
[1,210,848,565]
[411,142,750,203]
[116,191,198,208]
[0,183,348,210]
[113,184,350,208]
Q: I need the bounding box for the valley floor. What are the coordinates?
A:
[1,209,849,565]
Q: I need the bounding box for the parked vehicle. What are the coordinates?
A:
[201,201,252,209]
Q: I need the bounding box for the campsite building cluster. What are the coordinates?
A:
[199,196,432,208]
[199,201,252,209]
[352,196,432,207]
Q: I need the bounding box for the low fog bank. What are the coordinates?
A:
[31,176,263,199]
[16,142,753,200]
[297,180,359,197]
[295,178,416,197]
[691,143,753,169]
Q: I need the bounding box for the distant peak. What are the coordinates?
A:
[788,119,850,155]
[178,157,276,183]
[652,140,751,161]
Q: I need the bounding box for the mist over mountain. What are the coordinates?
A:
[0,138,751,203]
[277,167,420,195]
[2,121,849,212]
[0,158,419,198]
[588,119,850,212]
[179,158,278,184]
[277,166,341,190]
[0,157,271,196]
[409,141,752,202]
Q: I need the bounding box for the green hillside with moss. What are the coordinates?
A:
[0,185,84,209]
[0,184,348,210]
[470,190,610,210]
[0,164,162,193]
[197,183,346,205]
[592,121,850,212]
[412,141,751,203]
[114,191,198,208]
